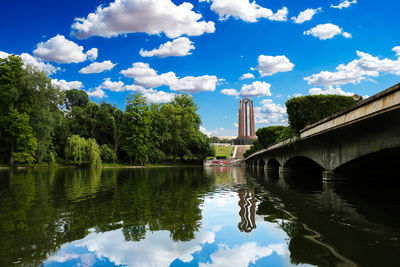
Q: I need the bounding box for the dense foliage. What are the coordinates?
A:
[0,55,213,166]
[65,135,102,167]
[286,95,357,132]
[243,126,296,158]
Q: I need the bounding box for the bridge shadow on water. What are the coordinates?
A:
[246,165,400,267]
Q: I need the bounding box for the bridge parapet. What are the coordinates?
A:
[245,83,400,181]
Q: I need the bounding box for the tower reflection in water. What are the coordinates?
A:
[238,190,257,233]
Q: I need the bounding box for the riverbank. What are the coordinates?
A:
[0,162,203,169]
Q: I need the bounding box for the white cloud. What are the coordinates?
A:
[254,99,287,124]
[71,0,215,39]
[87,88,106,98]
[0,51,59,75]
[268,7,288,22]
[253,55,294,76]
[97,78,125,92]
[51,79,83,90]
[125,84,176,103]
[304,48,400,86]
[170,75,218,93]
[200,126,217,137]
[291,7,321,24]
[79,60,116,74]
[304,23,351,40]
[199,242,286,267]
[331,0,357,9]
[140,37,195,58]
[221,81,271,98]
[47,253,80,263]
[33,35,97,63]
[308,86,354,96]
[221,89,239,96]
[86,48,98,61]
[240,73,254,80]
[200,0,287,22]
[121,62,218,93]
[392,46,400,56]
[234,123,238,127]
[141,89,176,103]
[240,81,271,97]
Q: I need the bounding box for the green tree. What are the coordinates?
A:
[64,89,89,110]
[100,144,117,163]
[5,108,37,165]
[65,135,101,167]
[121,94,152,165]
[148,104,171,163]
[161,94,206,161]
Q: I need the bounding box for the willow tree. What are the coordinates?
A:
[65,135,101,167]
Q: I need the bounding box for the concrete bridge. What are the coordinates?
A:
[245,83,400,181]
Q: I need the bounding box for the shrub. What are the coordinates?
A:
[286,95,356,132]
[100,144,117,163]
[256,126,288,148]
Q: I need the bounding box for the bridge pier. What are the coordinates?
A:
[322,171,335,182]
[279,166,295,173]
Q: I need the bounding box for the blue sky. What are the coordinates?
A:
[1,0,399,137]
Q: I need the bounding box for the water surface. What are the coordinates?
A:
[0,167,399,266]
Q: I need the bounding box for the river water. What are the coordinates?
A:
[0,167,399,266]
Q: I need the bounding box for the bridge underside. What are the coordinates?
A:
[247,107,400,181]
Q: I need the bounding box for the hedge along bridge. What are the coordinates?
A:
[245,83,400,181]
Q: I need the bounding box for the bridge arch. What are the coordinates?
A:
[258,159,266,168]
[334,147,400,179]
[283,156,324,172]
[267,158,280,168]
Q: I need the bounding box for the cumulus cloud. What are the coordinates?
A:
[86,48,98,61]
[33,35,97,63]
[291,7,321,24]
[252,55,294,76]
[200,0,287,22]
[308,86,354,96]
[200,126,217,137]
[304,23,351,40]
[0,51,59,75]
[72,227,216,266]
[97,78,125,92]
[51,79,83,90]
[71,0,215,39]
[140,37,195,58]
[240,81,271,97]
[268,6,288,21]
[124,84,176,103]
[254,99,287,124]
[87,88,106,98]
[331,0,357,9]
[199,242,287,267]
[240,73,255,80]
[79,60,116,74]
[221,81,271,98]
[120,62,218,93]
[393,46,400,57]
[141,89,176,103]
[221,89,239,96]
[304,47,400,86]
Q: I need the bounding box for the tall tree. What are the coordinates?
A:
[161,94,206,161]
[64,89,89,110]
[121,94,152,165]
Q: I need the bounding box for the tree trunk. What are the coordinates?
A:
[9,145,14,168]
[130,157,132,166]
